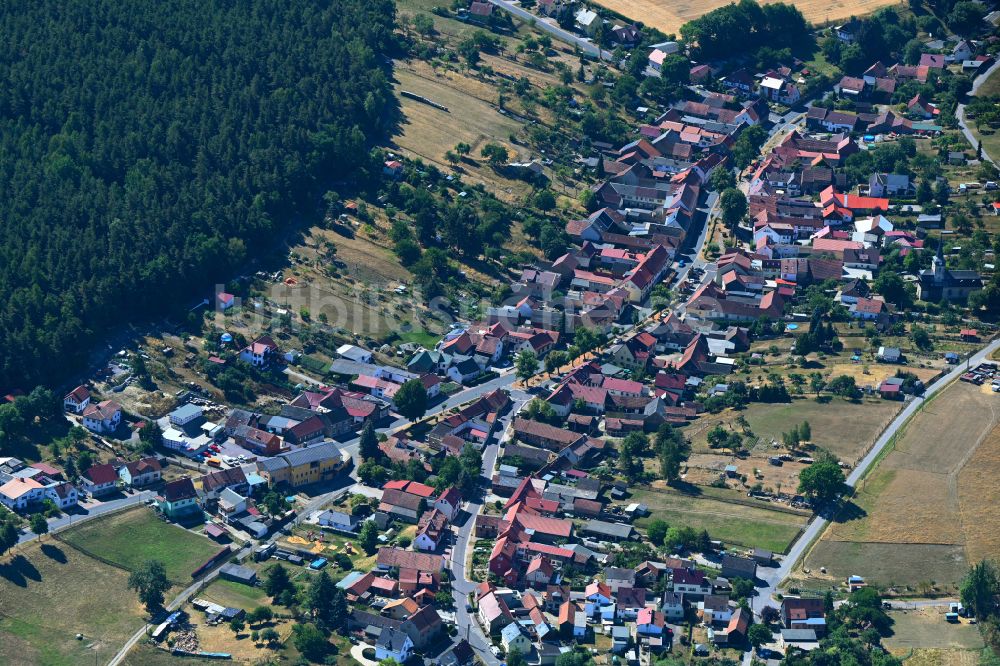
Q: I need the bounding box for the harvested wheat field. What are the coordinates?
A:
[592,0,902,35]
[956,422,1000,565]
[806,381,1000,588]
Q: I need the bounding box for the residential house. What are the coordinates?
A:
[401,605,444,649]
[448,356,484,384]
[376,628,414,663]
[0,478,45,511]
[239,335,280,368]
[157,478,200,519]
[379,488,425,523]
[781,597,827,634]
[44,481,78,510]
[701,595,734,624]
[574,8,600,35]
[200,467,250,500]
[636,607,667,635]
[317,509,359,532]
[722,69,755,94]
[525,555,555,588]
[584,580,613,616]
[82,400,121,433]
[671,568,713,598]
[256,441,348,488]
[434,487,462,521]
[414,508,449,551]
[501,624,532,654]
[440,640,475,666]
[118,457,162,487]
[662,591,686,621]
[877,346,902,363]
[759,76,800,105]
[63,385,91,414]
[606,567,637,593]
[478,591,514,634]
[80,463,119,497]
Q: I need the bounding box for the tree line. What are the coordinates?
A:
[0,0,397,388]
[679,0,812,61]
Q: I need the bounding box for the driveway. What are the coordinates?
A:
[351,642,381,666]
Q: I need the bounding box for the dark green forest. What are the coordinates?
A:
[0,0,396,388]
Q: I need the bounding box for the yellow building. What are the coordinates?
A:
[257,441,348,488]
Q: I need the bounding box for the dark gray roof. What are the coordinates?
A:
[260,441,343,473]
[376,628,410,651]
[584,520,635,539]
[220,563,257,583]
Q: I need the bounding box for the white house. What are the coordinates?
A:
[119,457,162,487]
[375,628,413,663]
[414,508,448,552]
[239,335,279,368]
[701,595,734,624]
[317,509,358,532]
[0,477,45,511]
[662,592,685,621]
[574,8,600,35]
[80,463,120,497]
[44,481,78,510]
[759,76,800,105]
[447,356,483,384]
[218,487,248,522]
[82,400,122,434]
[434,487,462,521]
[63,385,91,414]
[852,215,893,247]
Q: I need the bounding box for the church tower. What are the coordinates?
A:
[933,242,945,284]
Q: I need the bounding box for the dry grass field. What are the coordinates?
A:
[60,507,223,585]
[626,486,808,552]
[393,65,525,166]
[591,0,903,36]
[805,381,1000,588]
[0,541,147,666]
[800,540,969,589]
[884,608,984,654]
[956,423,1000,565]
[687,397,901,464]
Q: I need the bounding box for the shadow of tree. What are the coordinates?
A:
[830,500,868,524]
[0,554,42,587]
[39,543,67,563]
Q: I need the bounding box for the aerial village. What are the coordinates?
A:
[3,1,1000,665]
